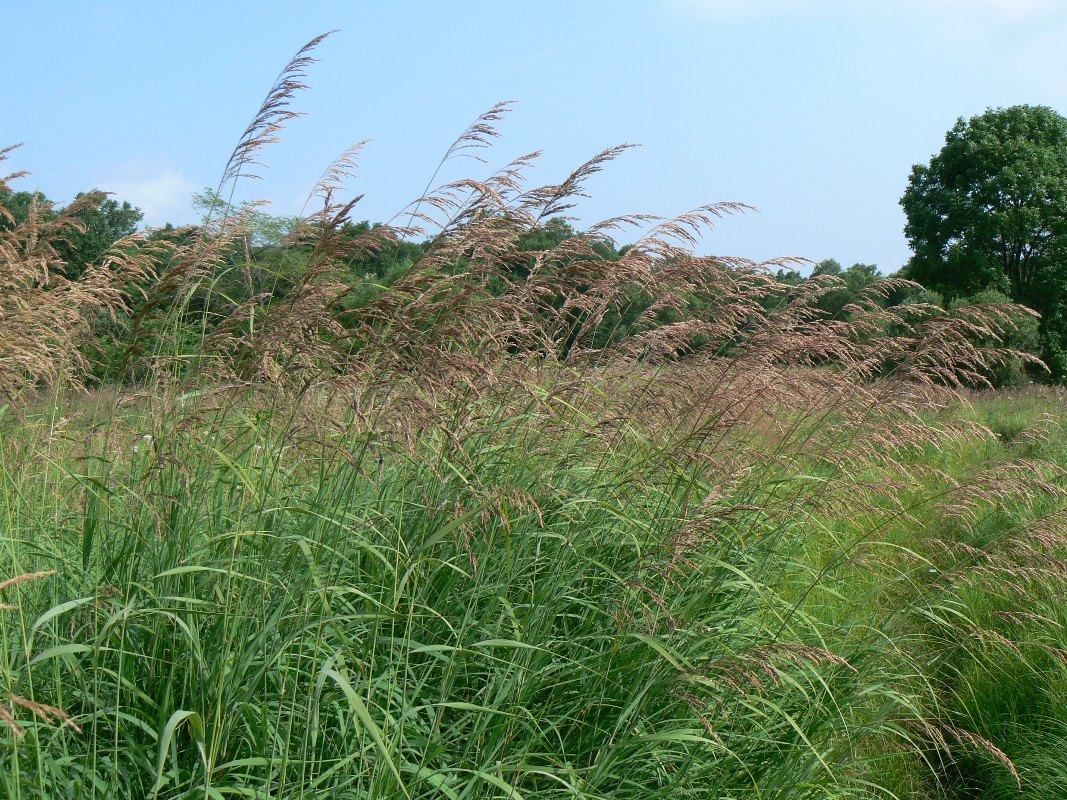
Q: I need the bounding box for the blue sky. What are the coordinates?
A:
[4,1,1067,273]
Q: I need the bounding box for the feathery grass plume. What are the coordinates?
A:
[123,33,334,387]
[0,149,158,398]
[0,570,56,593]
[220,31,336,189]
[2,696,80,737]
[404,101,514,221]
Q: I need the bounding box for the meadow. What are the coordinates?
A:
[3,36,1067,799]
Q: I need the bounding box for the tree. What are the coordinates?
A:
[900,105,1067,378]
[191,188,299,248]
[0,187,50,230]
[2,186,143,279]
[809,259,881,317]
[54,192,143,279]
[811,258,843,277]
[901,105,1067,306]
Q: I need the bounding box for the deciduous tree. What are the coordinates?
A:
[901,105,1067,305]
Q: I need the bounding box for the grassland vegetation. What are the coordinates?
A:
[2,34,1067,799]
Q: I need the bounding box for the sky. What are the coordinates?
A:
[4,0,1067,273]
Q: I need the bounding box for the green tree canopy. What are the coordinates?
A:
[808,259,881,316]
[900,105,1067,305]
[811,258,843,277]
[0,187,47,230]
[2,186,143,279]
[55,193,143,278]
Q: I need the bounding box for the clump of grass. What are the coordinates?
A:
[0,571,80,737]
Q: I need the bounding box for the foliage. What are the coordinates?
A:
[811,259,882,317]
[901,105,1067,305]
[0,187,41,230]
[4,369,1067,799]
[948,289,1042,387]
[55,193,143,279]
[0,185,142,280]
[0,147,156,398]
[901,105,1067,377]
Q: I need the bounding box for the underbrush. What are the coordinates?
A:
[0,391,887,797]
[2,385,1065,799]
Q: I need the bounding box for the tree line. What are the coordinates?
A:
[4,102,1065,387]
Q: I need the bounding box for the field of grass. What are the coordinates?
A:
[5,34,1067,799]
[2,379,1066,799]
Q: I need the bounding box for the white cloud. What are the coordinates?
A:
[103,164,197,226]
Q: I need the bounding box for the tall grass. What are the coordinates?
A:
[3,33,1067,799]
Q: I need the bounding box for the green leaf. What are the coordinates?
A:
[150,709,207,798]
